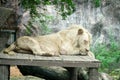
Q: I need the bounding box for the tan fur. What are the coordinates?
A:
[4,25,95,58]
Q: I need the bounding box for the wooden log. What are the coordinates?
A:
[18,66,70,80]
[88,68,99,80]
[65,67,78,80]
[78,68,88,80]
[0,65,10,80]
[18,66,93,80]
[0,53,100,80]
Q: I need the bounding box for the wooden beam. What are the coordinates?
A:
[0,53,100,67]
[0,65,10,80]
[68,67,78,80]
[88,68,99,80]
[0,52,101,80]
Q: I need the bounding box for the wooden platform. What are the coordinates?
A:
[0,52,101,80]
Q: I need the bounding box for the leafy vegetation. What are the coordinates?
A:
[91,33,120,80]
[20,0,101,35]
[20,0,101,18]
[25,14,53,35]
[21,0,75,19]
[93,0,100,7]
[19,0,75,35]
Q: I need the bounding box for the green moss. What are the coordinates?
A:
[93,0,100,8]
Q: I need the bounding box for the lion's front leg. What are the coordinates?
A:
[87,51,95,58]
[31,47,59,56]
[31,47,47,55]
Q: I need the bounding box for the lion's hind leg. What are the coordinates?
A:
[14,46,33,54]
[27,44,49,56]
[31,46,59,56]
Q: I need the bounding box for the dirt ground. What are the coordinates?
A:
[10,66,23,77]
[10,66,45,80]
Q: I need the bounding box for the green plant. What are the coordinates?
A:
[20,0,75,35]
[21,0,75,19]
[91,33,120,80]
[21,0,101,35]
[93,0,101,7]
[92,41,120,70]
[25,14,53,35]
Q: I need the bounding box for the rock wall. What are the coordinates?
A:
[46,0,120,46]
[1,0,120,47]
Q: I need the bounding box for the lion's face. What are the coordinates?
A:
[73,28,91,55]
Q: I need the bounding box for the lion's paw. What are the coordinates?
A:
[80,52,88,56]
[8,51,16,55]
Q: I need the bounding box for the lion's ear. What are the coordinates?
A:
[78,29,83,35]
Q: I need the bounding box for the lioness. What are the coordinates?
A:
[4,25,95,58]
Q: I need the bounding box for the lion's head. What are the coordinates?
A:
[67,25,92,55]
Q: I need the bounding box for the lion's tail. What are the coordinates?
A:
[3,42,16,54]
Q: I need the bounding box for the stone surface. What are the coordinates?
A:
[1,0,120,46]
[17,0,120,47]
[46,0,120,47]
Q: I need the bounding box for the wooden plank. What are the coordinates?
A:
[0,53,61,60]
[69,67,78,80]
[0,59,100,67]
[0,52,100,67]
[0,65,10,80]
[0,52,99,62]
[88,68,99,80]
[61,55,99,62]
[0,52,101,80]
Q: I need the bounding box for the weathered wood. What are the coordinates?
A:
[88,68,99,80]
[0,32,10,51]
[0,26,11,80]
[0,52,100,80]
[66,67,78,80]
[0,53,100,67]
[0,65,10,80]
